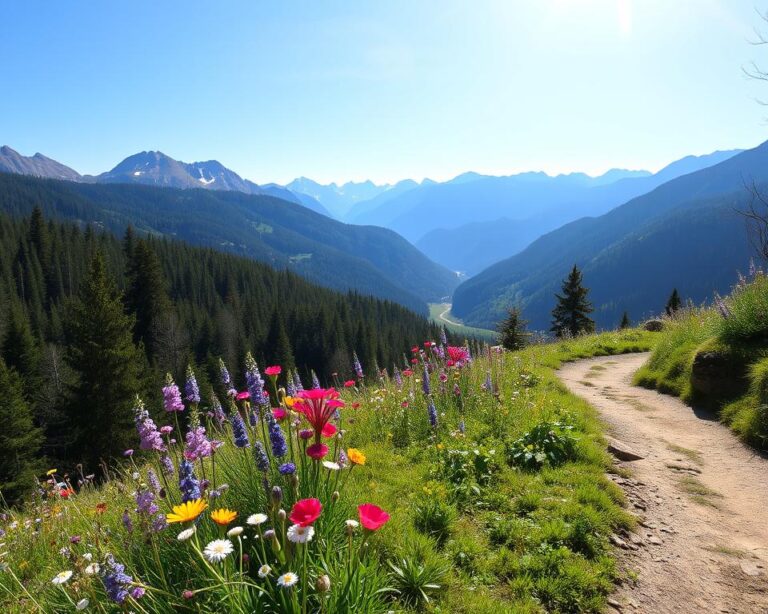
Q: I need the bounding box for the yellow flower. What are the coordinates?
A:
[347,448,366,466]
[284,396,296,408]
[46,469,57,476]
[436,443,444,450]
[166,499,208,524]
[210,508,238,526]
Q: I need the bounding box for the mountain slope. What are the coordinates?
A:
[0,173,458,314]
[286,177,394,218]
[413,150,742,272]
[0,146,82,181]
[452,142,768,330]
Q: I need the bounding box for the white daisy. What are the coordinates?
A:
[246,513,268,526]
[203,539,234,563]
[177,527,196,541]
[277,571,299,588]
[286,524,315,544]
[345,519,359,529]
[84,563,100,575]
[322,461,340,471]
[227,526,244,538]
[52,570,73,585]
[258,564,272,578]
[82,552,93,562]
[76,598,89,610]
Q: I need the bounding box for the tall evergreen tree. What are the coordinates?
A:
[1,304,40,398]
[65,252,146,469]
[264,309,295,372]
[551,265,595,338]
[125,239,172,363]
[498,306,531,350]
[0,357,43,505]
[665,288,682,316]
[619,311,631,330]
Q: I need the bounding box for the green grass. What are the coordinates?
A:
[0,329,656,613]
[634,276,768,449]
[429,303,498,343]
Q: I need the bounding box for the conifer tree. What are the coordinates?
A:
[1,304,40,399]
[265,309,295,372]
[551,265,595,338]
[125,239,172,363]
[0,357,43,505]
[619,311,631,329]
[65,252,146,468]
[665,288,682,316]
[498,306,531,350]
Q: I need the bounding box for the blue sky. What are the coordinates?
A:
[1,0,766,184]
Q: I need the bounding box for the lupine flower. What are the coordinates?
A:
[147,470,161,494]
[122,510,133,532]
[358,503,390,531]
[393,366,403,388]
[352,352,364,378]
[253,441,270,472]
[219,358,237,398]
[163,375,185,413]
[286,373,297,397]
[185,365,201,404]
[184,426,214,461]
[289,498,322,526]
[210,394,226,427]
[422,364,431,395]
[160,455,175,476]
[266,411,288,457]
[178,460,201,502]
[311,371,321,389]
[203,539,234,563]
[279,462,296,475]
[293,371,304,392]
[134,397,166,452]
[482,371,492,392]
[229,412,250,448]
[277,572,299,588]
[135,488,158,517]
[427,399,438,428]
[458,420,466,434]
[130,587,146,600]
[338,448,349,468]
[101,555,133,604]
[244,353,267,406]
[287,524,314,543]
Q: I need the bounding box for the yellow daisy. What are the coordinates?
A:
[166,499,208,524]
[347,448,366,466]
[210,508,238,526]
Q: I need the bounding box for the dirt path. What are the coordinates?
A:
[558,353,768,614]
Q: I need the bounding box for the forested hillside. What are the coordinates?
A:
[0,172,459,315]
[0,209,447,470]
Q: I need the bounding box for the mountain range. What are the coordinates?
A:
[451,140,768,331]
[0,172,458,315]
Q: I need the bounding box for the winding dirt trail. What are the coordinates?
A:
[558,353,768,613]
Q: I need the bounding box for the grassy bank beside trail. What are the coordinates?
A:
[634,274,768,450]
[0,330,655,613]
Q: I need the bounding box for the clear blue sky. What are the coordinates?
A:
[1,0,766,184]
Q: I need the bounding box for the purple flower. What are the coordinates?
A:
[266,411,288,458]
[122,510,133,533]
[135,488,158,517]
[184,426,213,461]
[440,326,448,346]
[178,460,201,502]
[311,370,321,390]
[147,469,161,494]
[338,449,348,468]
[123,449,134,457]
[293,370,304,392]
[458,420,465,434]
[219,358,237,398]
[210,394,226,427]
[427,399,438,428]
[160,455,175,476]
[101,555,133,604]
[393,366,402,389]
[185,365,201,404]
[482,371,492,392]
[244,353,267,407]
[278,462,296,475]
[162,375,185,413]
[130,586,146,600]
[133,398,166,453]
[422,364,431,396]
[714,292,731,319]
[253,440,270,472]
[230,412,250,448]
[152,514,167,533]
[353,352,364,379]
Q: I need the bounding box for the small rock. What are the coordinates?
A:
[740,560,763,577]
[648,535,663,545]
[610,534,629,549]
[607,438,645,461]
[607,597,622,610]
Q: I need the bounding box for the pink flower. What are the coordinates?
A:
[265,366,282,377]
[293,389,344,437]
[236,391,250,401]
[160,425,173,435]
[358,503,390,531]
[290,498,322,526]
[343,380,355,388]
[272,408,287,421]
[321,423,337,438]
[306,443,329,460]
[299,429,314,440]
[447,346,470,364]
[402,369,413,377]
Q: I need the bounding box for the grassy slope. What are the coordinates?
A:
[634,277,768,449]
[0,330,656,613]
[428,303,498,343]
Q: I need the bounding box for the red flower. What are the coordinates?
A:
[306,442,329,460]
[447,346,470,364]
[401,401,409,408]
[59,487,74,499]
[411,358,419,364]
[236,391,250,401]
[272,408,287,421]
[289,498,322,526]
[321,423,337,438]
[402,369,413,377]
[265,366,282,377]
[358,503,390,531]
[351,402,361,409]
[424,341,432,348]
[411,346,419,353]
[293,388,344,436]
[446,360,455,367]
[343,380,355,388]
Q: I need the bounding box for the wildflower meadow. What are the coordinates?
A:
[0,328,656,613]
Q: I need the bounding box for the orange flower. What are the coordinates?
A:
[210,508,237,526]
[95,502,107,514]
[347,448,366,466]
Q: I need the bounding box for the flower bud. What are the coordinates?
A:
[331,491,340,503]
[316,574,331,593]
[182,590,195,600]
[278,509,286,522]
[271,485,283,506]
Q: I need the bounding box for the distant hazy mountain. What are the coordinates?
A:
[0,146,82,181]
[351,153,742,244]
[413,151,742,273]
[0,172,458,314]
[286,177,398,218]
[451,142,768,331]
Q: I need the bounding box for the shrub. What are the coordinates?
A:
[506,421,577,470]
